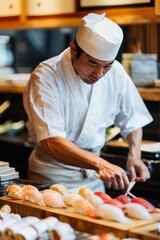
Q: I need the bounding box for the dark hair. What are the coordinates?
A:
[74,39,84,58]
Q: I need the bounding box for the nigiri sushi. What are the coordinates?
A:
[50,184,69,199]
[23,189,45,206]
[6,185,23,200]
[95,192,123,208]
[131,197,158,213]
[73,199,97,218]
[64,192,84,207]
[42,189,66,208]
[79,187,94,198]
[86,194,104,207]
[22,184,38,193]
[115,195,131,204]
[123,202,152,220]
[96,204,131,223]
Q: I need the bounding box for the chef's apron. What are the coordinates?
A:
[28,146,105,192]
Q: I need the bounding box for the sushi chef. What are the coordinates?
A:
[23,13,153,192]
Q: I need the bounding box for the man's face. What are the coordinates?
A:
[70,42,114,85]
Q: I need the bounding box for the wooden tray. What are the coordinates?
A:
[0,196,160,239]
[129,222,160,240]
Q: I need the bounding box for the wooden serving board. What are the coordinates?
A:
[129,222,160,240]
[0,196,160,239]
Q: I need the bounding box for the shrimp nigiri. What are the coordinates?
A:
[6,185,23,200]
[123,203,152,220]
[23,189,45,206]
[96,204,131,223]
[73,199,97,218]
[22,185,38,193]
[42,190,66,208]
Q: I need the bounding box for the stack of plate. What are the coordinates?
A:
[122,53,158,87]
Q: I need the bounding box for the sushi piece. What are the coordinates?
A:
[15,226,38,240]
[73,199,97,218]
[23,189,45,206]
[0,217,21,239]
[131,197,158,213]
[86,194,104,207]
[16,216,58,240]
[64,192,84,207]
[95,192,123,208]
[6,184,23,200]
[96,204,131,223]
[49,221,76,240]
[50,184,69,199]
[42,189,66,208]
[22,184,38,193]
[0,204,11,213]
[79,187,94,198]
[5,216,40,240]
[115,195,131,204]
[123,202,153,220]
[94,192,112,201]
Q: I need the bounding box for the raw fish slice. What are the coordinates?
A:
[116,195,131,204]
[23,189,45,206]
[95,192,123,208]
[86,194,104,207]
[131,197,158,213]
[50,184,69,199]
[22,184,38,193]
[94,192,112,201]
[79,187,94,198]
[64,192,84,206]
[123,202,152,220]
[42,189,66,208]
[6,185,23,200]
[96,204,131,223]
[73,199,97,218]
[49,222,76,240]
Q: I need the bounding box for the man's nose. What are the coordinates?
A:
[93,66,104,78]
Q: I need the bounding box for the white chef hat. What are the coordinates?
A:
[76,13,123,61]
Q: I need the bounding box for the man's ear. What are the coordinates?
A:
[70,42,77,58]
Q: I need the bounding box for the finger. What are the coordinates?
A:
[105,180,112,189]
[128,167,137,181]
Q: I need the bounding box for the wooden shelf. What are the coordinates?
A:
[0,7,160,30]
[0,83,25,94]
[138,87,160,102]
[0,83,160,101]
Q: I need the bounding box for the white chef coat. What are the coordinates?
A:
[23,47,153,191]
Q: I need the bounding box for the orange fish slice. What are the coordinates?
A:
[73,199,97,218]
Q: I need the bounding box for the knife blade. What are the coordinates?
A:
[125,181,137,198]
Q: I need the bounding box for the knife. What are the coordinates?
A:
[125,181,137,198]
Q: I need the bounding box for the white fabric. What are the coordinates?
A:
[23,48,153,190]
[76,13,123,61]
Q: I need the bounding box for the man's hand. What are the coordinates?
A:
[126,128,150,182]
[126,155,150,182]
[97,159,129,191]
